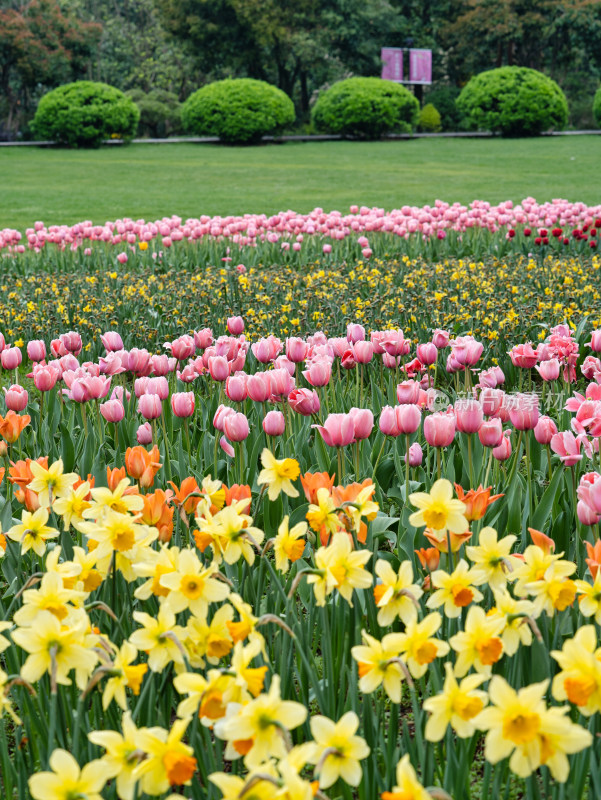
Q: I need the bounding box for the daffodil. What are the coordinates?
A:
[423,662,487,741]
[273,515,307,573]
[159,547,230,617]
[395,612,450,678]
[129,605,187,672]
[83,478,144,518]
[29,749,106,800]
[409,479,468,535]
[133,717,197,795]
[310,531,372,606]
[551,626,601,715]
[512,544,562,597]
[344,483,379,532]
[525,559,577,616]
[52,481,92,531]
[381,754,433,800]
[449,605,505,677]
[257,448,300,500]
[184,603,234,666]
[174,668,234,723]
[88,712,145,800]
[308,711,370,789]
[351,630,406,702]
[81,509,156,560]
[28,458,79,507]
[195,503,264,566]
[13,571,86,625]
[576,571,601,623]
[306,487,343,539]
[0,668,21,724]
[102,641,148,710]
[373,559,423,626]
[488,590,536,655]
[466,526,521,590]
[7,507,59,556]
[0,622,12,654]
[426,559,485,618]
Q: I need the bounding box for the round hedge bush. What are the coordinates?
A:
[456,67,568,137]
[311,77,419,139]
[594,86,601,128]
[32,81,140,148]
[127,89,182,138]
[418,103,442,132]
[182,79,295,143]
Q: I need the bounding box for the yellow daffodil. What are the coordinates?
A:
[102,641,148,710]
[159,548,230,617]
[81,509,157,560]
[29,749,106,800]
[373,559,423,626]
[184,603,234,667]
[52,481,92,531]
[551,626,601,715]
[7,507,59,556]
[306,488,343,539]
[525,559,577,616]
[133,717,197,795]
[134,544,179,600]
[409,479,468,535]
[13,571,86,625]
[351,630,406,702]
[512,544,562,597]
[174,668,234,724]
[129,605,187,672]
[308,711,370,789]
[381,754,433,800]
[488,590,536,655]
[273,515,307,573]
[83,478,144,518]
[0,622,12,654]
[426,559,485,618]
[423,662,487,741]
[310,531,372,607]
[466,526,521,590]
[344,483,379,532]
[28,458,79,507]
[89,711,145,800]
[257,448,300,500]
[396,612,450,678]
[449,605,505,677]
[576,572,601,624]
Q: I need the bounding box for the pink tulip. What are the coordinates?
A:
[395,404,421,434]
[51,338,68,358]
[1,347,22,370]
[170,335,196,361]
[454,398,483,434]
[508,393,539,430]
[405,442,423,466]
[146,377,169,401]
[381,329,410,357]
[480,388,504,417]
[150,354,172,376]
[478,418,503,447]
[227,316,245,335]
[138,393,162,420]
[83,376,111,400]
[353,341,374,364]
[134,377,150,398]
[137,422,153,444]
[303,359,332,387]
[0,333,4,352]
[128,348,151,375]
[341,349,356,370]
[313,413,355,447]
[288,388,320,416]
[534,416,558,444]
[550,432,583,466]
[100,398,125,423]
[117,252,128,264]
[432,329,450,349]
[416,342,438,366]
[69,379,91,403]
[274,356,296,376]
[263,410,286,436]
[350,408,374,440]
[220,436,235,457]
[208,356,230,382]
[582,356,601,381]
[33,364,59,392]
[346,323,365,343]
[171,392,195,418]
[270,368,295,399]
[396,380,421,405]
[100,331,124,352]
[587,330,601,352]
[535,358,560,381]
[578,499,600,526]
[286,337,308,363]
[226,374,248,403]
[4,384,28,412]
[224,411,250,442]
[424,413,455,447]
[452,336,483,367]
[213,404,236,432]
[27,340,46,362]
[509,343,538,368]
[60,332,82,356]
[370,331,386,355]
[492,431,512,461]
[379,406,401,437]
[247,372,272,402]
[194,328,213,350]
[252,336,282,363]
[582,473,601,514]
[100,352,127,376]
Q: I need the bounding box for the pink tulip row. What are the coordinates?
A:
[2,198,601,254]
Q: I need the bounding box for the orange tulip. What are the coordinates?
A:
[141,489,174,543]
[73,473,95,500]
[168,476,201,515]
[0,441,6,457]
[0,411,31,443]
[528,527,555,555]
[585,539,601,579]
[223,483,252,513]
[424,527,472,553]
[107,466,127,491]
[300,471,335,504]
[415,547,441,572]
[125,445,162,489]
[0,532,6,554]
[9,457,48,511]
[0,467,4,488]
[454,484,503,522]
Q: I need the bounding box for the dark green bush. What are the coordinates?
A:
[423,85,464,131]
[182,79,295,143]
[456,67,568,137]
[32,81,140,147]
[127,89,182,138]
[311,77,419,139]
[594,86,601,128]
[418,103,442,132]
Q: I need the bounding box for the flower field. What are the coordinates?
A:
[2,201,601,799]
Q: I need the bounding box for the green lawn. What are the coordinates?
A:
[1,136,600,229]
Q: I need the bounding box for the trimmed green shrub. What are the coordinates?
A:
[594,86,601,128]
[456,67,568,137]
[182,79,295,143]
[32,81,140,147]
[418,103,442,132]
[127,89,182,138]
[423,85,464,131]
[312,77,419,139]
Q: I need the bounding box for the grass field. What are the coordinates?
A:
[1,135,600,229]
